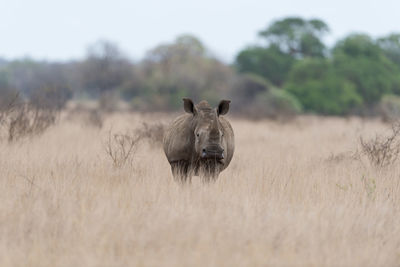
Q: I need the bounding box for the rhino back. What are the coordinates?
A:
[163,114,194,163]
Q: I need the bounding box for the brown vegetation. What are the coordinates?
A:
[0,93,59,142]
[105,130,141,168]
[104,122,166,168]
[359,121,400,167]
[0,114,399,266]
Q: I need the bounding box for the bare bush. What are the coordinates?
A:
[29,86,71,111]
[359,122,400,167]
[104,122,165,167]
[0,93,58,142]
[105,130,141,168]
[8,104,58,142]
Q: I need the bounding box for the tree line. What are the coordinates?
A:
[236,17,400,117]
[1,16,400,119]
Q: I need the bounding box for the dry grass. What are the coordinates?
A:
[0,113,399,267]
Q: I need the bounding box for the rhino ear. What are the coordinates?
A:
[183,98,196,115]
[217,100,231,116]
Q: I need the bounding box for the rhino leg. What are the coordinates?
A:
[170,160,192,183]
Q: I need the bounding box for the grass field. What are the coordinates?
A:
[0,113,399,266]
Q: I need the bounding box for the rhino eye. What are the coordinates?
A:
[196,133,200,137]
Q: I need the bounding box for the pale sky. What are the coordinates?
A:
[1,0,399,63]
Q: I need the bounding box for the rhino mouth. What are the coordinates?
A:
[201,150,225,163]
[200,144,225,162]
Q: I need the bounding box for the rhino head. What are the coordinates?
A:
[183,98,230,161]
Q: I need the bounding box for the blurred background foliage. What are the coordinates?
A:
[1,16,400,119]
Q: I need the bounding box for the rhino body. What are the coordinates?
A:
[163,98,235,182]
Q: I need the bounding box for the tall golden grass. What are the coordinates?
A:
[0,113,399,266]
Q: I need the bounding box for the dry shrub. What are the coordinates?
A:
[8,104,57,142]
[105,130,141,168]
[0,93,58,142]
[104,122,165,167]
[359,122,400,167]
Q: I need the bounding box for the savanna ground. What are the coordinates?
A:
[0,112,399,267]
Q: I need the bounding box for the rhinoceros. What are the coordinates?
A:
[163,98,235,182]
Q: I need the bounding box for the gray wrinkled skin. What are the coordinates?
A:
[163,98,235,183]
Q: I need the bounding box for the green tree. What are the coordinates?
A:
[235,16,330,87]
[235,45,294,86]
[286,58,362,115]
[377,33,400,67]
[259,17,329,58]
[333,34,400,105]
